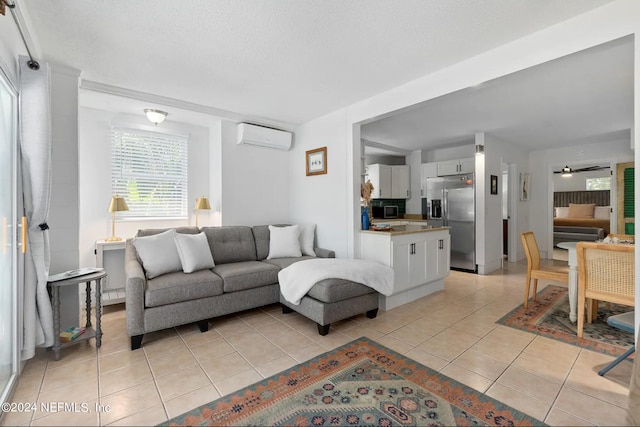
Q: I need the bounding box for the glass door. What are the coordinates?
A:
[0,69,18,408]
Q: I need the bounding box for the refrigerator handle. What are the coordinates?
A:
[443,189,448,226]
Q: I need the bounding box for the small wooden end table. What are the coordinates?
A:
[47,269,107,360]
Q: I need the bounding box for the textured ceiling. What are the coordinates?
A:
[362,36,633,153]
[22,0,614,126]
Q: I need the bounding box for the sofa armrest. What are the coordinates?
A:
[125,240,147,336]
[315,247,335,258]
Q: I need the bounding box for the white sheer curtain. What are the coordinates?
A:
[19,56,53,360]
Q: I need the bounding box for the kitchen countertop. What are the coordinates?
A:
[360,225,449,236]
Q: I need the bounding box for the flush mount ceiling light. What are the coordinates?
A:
[144,109,168,125]
[561,165,573,177]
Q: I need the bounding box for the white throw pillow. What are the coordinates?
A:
[594,206,610,220]
[267,225,302,259]
[298,224,316,257]
[132,229,183,279]
[174,232,215,273]
[555,207,569,218]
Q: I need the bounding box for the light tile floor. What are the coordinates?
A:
[1,258,633,426]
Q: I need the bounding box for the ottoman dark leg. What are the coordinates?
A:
[282,304,294,314]
[317,323,330,336]
[366,308,379,319]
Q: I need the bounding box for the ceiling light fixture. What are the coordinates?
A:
[561,165,573,177]
[144,109,168,125]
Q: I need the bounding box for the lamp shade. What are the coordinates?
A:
[144,109,168,125]
[195,196,211,210]
[108,195,129,213]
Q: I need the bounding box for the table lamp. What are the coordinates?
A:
[195,196,210,227]
[106,195,129,242]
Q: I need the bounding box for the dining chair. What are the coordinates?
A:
[520,231,569,309]
[598,311,635,376]
[576,241,635,338]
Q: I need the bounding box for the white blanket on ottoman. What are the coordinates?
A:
[279,258,394,305]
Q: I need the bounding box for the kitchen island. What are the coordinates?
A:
[360,226,450,310]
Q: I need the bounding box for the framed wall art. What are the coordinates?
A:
[490,175,498,195]
[306,146,327,176]
[520,172,530,201]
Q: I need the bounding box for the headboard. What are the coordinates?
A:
[553,190,610,207]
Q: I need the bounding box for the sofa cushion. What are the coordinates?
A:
[262,256,314,269]
[212,261,280,293]
[306,279,376,303]
[298,224,316,257]
[145,269,223,308]
[174,232,215,273]
[133,229,183,279]
[267,225,302,259]
[252,224,288,260]
[201,226,257,264]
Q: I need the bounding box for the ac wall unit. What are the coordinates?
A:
[236,123,292,150]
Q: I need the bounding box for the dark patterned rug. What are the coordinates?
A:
[497,285,634,357]
[161,337,545,426]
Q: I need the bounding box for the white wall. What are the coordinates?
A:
[553,169,610,191]
[290,109,350,257]
[49,65,81,329]
[529,138,633,258]
[220,120,291,226]
[78,108,215,268]
[481,133,529,270]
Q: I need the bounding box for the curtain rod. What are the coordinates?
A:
[4,0,40,70]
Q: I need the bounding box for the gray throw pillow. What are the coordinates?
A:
[174,232,215,273]
[132,229,182,279]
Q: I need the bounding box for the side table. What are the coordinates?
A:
[47,269,107,360]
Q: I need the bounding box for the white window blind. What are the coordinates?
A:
[111,127,188,218]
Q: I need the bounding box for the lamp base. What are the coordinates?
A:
[105,236,122,242]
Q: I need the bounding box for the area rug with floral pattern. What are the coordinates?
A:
[497,285,634,357]
[161,337,544,426]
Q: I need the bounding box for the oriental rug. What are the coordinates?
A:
[497,285,634,357]
[161,337,545,426]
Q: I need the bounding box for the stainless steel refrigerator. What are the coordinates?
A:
[426,174,476,272]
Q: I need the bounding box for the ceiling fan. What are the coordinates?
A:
[553,165,610,176]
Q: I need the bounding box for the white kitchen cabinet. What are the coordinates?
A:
[436,157,474,176]
[360,228,450,310]
[366,164,392,198]
[391,165,410,198]
[366,164,410,199]
[420,162,438,196]
[426,234,450,281]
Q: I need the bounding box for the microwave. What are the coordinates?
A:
[383,205,399,219]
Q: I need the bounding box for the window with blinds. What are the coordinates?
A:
[111,127,188,218]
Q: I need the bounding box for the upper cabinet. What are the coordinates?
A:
[391,165,410,198]
[366,164,410,199]
[436,157,474,176]
[420,162,438,196]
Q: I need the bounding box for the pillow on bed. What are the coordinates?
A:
[594,206,610,220]
[555,207,569,218]
[568,203,595,218]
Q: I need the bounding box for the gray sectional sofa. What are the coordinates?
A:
[124,225,378,350]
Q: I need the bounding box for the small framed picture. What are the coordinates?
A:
[520,172,530,201]
[490,175,498,195]
[306,147,327,176]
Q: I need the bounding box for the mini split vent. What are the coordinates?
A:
[236,123,292,150]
